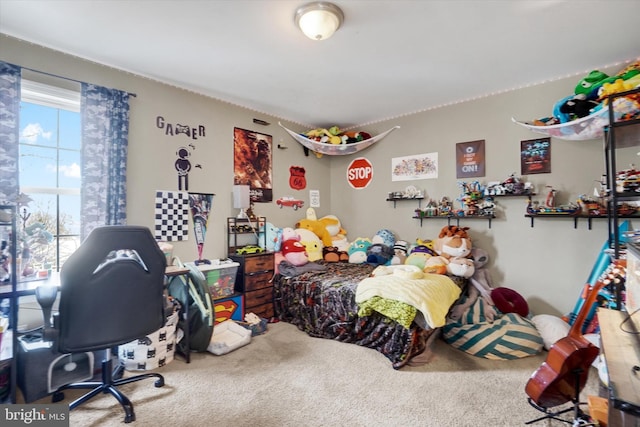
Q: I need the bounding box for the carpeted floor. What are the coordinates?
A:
[25,321,602,427]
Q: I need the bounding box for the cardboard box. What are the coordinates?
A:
[198,262,239,299]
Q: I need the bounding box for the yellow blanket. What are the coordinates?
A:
[355,273,462,328]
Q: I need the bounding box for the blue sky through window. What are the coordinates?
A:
[19,101,81,235]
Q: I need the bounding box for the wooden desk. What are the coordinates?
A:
[598,308,640,426]
[0,273,60,298]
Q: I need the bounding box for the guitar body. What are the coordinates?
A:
[524,263,624,409]
[525,335,599,408]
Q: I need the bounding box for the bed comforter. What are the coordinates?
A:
[273,261,465,369]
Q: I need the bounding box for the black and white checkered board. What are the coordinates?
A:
[154,190,189,241]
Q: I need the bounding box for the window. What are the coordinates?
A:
[18,78,82,274]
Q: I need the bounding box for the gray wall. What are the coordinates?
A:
[2,35,628,318]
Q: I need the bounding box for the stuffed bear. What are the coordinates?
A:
[323,246,349,263]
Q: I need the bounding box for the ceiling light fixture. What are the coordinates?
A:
[295,2,344,41]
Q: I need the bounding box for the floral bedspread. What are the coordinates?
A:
[274,262,442,369]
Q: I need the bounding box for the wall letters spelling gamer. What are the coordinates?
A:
[156,116,205,139]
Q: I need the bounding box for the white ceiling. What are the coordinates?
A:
[1,0,639,130]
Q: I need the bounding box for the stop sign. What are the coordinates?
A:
[347,157,373,189]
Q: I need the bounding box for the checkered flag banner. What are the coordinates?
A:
[154,190,189,241]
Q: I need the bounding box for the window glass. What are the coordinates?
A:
[18,79,81,273]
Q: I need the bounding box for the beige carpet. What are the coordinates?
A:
[27,322,602,427]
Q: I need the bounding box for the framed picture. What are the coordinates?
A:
[520,137,551,175]
[456,140,485,178]
[391,153,438,181]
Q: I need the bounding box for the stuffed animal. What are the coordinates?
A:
[433,225,472,259]
[347,238,372,264]
[281,227,300,242]
[558,95,600,119]
[423,255,449,275]
[404,245,436,270]
[319,215,349,251]
[446,257,475,278]
[260,222,282,252]
[295,228,323,262]
[296,218,333,247]
[372,229,396,248]
[281,239,308,266]
[390,240,408,265]
[323,246,349,263]
[468,247,494,304]
[366,243,395,266]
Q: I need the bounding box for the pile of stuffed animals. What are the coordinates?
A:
[264,208,481,284]
[531,60,640,127]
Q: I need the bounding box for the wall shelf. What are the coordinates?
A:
[386,196,424,208]
[413,214,495,229]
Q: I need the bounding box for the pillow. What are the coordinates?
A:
[491,287,529,317]
[531,314,570,350]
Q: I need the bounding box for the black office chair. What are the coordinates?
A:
[37,225,167,423]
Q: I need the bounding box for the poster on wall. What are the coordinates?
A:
[456,140,485,178]
[391,153,438,181]
[520,137,551,175]
[233,127,273,202]
[189,192,215,264]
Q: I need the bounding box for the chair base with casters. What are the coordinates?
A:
[525,368,596,426]
[34,226,170,423]
[51,348,165,423]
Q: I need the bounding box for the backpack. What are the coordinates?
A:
[167,257,214,352]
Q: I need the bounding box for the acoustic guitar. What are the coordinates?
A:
[525,263,625,408]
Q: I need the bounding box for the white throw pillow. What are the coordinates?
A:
[531,314,570,350]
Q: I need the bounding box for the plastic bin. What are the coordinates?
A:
[198,262,239,299]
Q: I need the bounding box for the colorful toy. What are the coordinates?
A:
[347,238,372,264]
[281,239,308,266]
[366,243,395,266]
[433,226,472,259]
[295,218,332,247]
[390,240,408,265]
[446,257,475,278]
[423,255,449,275]
[404,245,436,270]
[295,228,323,262]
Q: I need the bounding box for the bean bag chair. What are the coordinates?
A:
[442,294,543,360]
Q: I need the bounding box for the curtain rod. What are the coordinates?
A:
[20,65,137,98]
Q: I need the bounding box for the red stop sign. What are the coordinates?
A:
[347,157,373,189]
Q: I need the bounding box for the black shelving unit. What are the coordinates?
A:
[604,87,640,309]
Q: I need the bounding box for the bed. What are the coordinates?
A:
[273,261,466,369]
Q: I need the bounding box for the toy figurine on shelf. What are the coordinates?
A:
[458,180,486,216]
[527,186,581,215]
[438,197,453,216]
